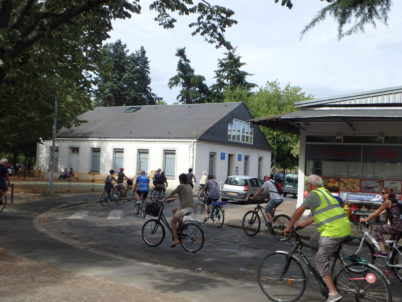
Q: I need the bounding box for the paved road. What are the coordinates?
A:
[0,193,401,302]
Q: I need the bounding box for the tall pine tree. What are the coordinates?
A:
[168,48,210,104]
[94,40,160,106]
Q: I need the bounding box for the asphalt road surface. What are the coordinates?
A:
[0,193,400,302]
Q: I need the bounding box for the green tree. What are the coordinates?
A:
[94,41,160,106]
[274,0,391,39]
[225,81,311,170]
[168,48,210,104]
[212,49,256,101]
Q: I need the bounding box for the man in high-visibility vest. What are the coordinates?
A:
[284,174,351,302]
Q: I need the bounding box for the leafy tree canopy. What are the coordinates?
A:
[274,0,392,39]
[94,40,161,106]
[168,47,210,104]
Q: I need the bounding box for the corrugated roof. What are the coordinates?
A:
[296,86,402,108]
[57,103,242,139]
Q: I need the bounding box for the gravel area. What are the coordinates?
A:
[0,251,190,302]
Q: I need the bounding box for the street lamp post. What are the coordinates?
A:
[48,98,58,195]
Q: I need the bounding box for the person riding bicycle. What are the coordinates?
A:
[117,168,128,191]
[134,170,150,204]
[251,176,283,227]
[0,159,11,205]
[200,174,220,222]
[198,171,208,191]
[284,174,351,302]
[104,170,117,202]
[186,168,197,189]
[360,187,402,257]
[163,173,194,247]
[153,168,167,197]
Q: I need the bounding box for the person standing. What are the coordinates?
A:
[0,159,10,204]
[284,174,351,302]
[104,170,117,202]
[186,168,197,189]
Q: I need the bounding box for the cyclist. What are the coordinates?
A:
[284,174,351,302]
[104,170,117,202]
[117,168,128,192]
[200,174,220,222]
[134,170,150,204]
[163,173,194,247]
[186,168,196,189]
[251,176,283,226]
[0,159,10,205]
[360,187,402,257]
[153,168,165,197]
[198,171,208,191]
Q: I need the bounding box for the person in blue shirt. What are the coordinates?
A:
[134,170,150,203]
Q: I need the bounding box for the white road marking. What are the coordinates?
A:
[107,209,124,220]
[68,211,89,220]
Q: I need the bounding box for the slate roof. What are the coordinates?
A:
[58,102,242,139]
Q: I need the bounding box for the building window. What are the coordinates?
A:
[244,155,249,175]
[49,146,58,171]
[209,152,216,176]
[137,149,149,173]
[228,119,254,144]
[163,150,176,177]
[113,148,124,172]
[91,148,101,173]
[69,147,80,171]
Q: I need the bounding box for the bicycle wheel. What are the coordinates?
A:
[179,222,204,253]
[390,246,402,282]
[142,219,165,247]
[242,210,261,236]
[150,190,158,202]
[198,193,206,203]
[98,192,108,207]
[272,214,291,240]
[340,237,375,272]
[335,263,392,302]
[211,206,224,228]
[125,188,134,201]
[258,251,307,302]
[194,202,205,221]
[134,199,141,215]
[142,202,147,219]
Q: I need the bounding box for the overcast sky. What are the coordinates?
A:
[108,0,402,104]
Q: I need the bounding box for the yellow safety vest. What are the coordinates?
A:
[311,187,351,238]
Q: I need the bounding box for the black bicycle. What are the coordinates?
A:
[242,201,290,239]
[98,186,123,206]
[258,227,392,302]
[141,198,205,253]
[195,199,225,227]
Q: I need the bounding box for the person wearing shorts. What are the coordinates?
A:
[200,174,220,221]
[252,177,283,226]
[163,173,194,247]
[284,174,351,302]
[134,170,150,203]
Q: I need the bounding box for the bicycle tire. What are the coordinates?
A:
[335,263,392,302]
[258,251,307,302]
[358,223,373,235]
[98,192,109,207]
[340,236,375,272]
[179,222,204,253]
[390,246,402,282]
[211,206,224,228]
[142,202,147,219]
[142,219,165,247]
[134,199,141,215]
[242,210,261,236]
[150,190,158,202]
[125,189,134,201]
[272,214,291,240]
[0,193,6,213]
[198,193,206,203]
[194,203,205,222]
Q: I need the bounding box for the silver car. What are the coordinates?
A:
[221,175,264,203]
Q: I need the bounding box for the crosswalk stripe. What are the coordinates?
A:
[107,209,124,220]
[68,210,89,219]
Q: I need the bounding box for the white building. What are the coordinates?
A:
[37,102,272,186]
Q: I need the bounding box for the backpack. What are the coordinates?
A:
[270,180,283,195]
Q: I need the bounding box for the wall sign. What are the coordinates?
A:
[220,152,225,160]
[238,154,242,161]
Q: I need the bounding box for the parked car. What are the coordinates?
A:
[221,175,264,203]
[283,174,298,198]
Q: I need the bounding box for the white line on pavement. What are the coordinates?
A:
[107,210,123,220]
[68,211,89,220]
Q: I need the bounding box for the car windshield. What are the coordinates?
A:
[225,177,247,186]
[285,176,297,184]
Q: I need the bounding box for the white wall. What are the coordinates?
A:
[194,141,271,186]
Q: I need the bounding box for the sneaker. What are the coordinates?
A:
[325,293,343,302]
[374,251,388,258]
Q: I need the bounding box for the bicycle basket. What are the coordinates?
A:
[145,202,161,217]
[127,179,133,186]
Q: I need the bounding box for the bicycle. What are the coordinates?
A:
[242,201,290,239]
[141,198,205,253]
[195,199,226,228]
[150,186,165,202]
[98,186,123,206]
[340,222,402,281]
[258,226,392,302]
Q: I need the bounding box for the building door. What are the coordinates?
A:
[258,157,263,178]
[244,155,249,175]
[227,154,235,176]
[69,147,80,172]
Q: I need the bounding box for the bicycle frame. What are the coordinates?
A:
[153,202,184,237]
